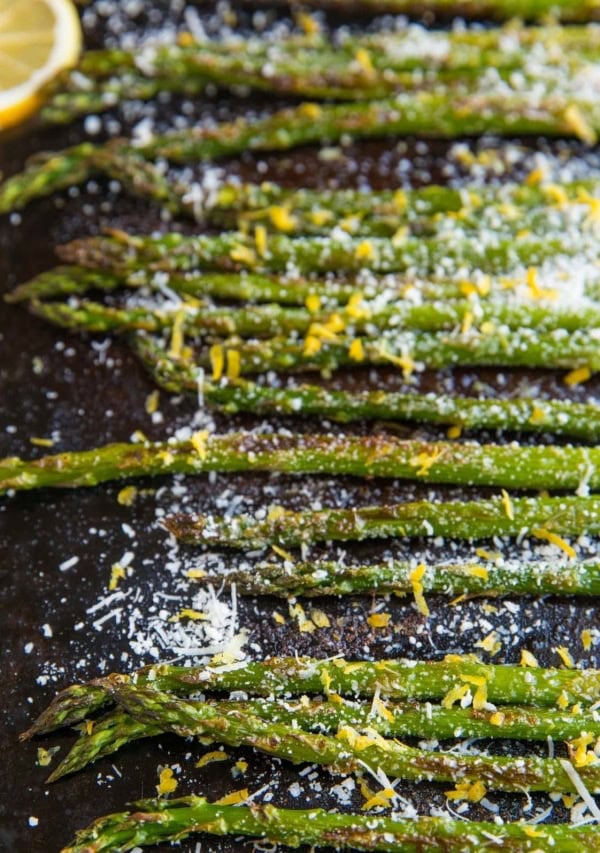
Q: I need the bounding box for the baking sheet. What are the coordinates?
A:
[2,3,600,850]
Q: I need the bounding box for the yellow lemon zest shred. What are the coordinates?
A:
[532,527,576,559]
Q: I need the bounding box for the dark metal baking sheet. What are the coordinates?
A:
[2,4,600,851]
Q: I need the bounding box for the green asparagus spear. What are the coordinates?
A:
[2,433,600,495]
[206,178,600,226]
[186,327,600,374]
[3,91,600,214]
[62,797,600,853]
[207,557,600,597]
[133,350,600,441]
[29,294,600,337]
[49,691,600,782]
[288,0,600,22]
[0,144,97,214]
[57,228,599,277]
[135,94,600,163]
[0,143,186,216]
[24,656,600,739]
[211,183,600,237]
[50,24,600,86]
[6,265,372,306]
[102,683,600,796]
[42,24,600,124]
[48,709,161,782]
[166,494,600,549]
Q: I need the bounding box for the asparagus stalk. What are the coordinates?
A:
[290,0,600,22]
[0,143,187,216]
[49,691,600,782]
[6,265,374,306]
[166,494,600,549]
[57,229,598,277]
[208,557,600,597]
[3,91,600,214]
[134,351,600,441]
[24,656,600,739]
[135,93,600,162]
[62,797,600,853]
[100,683,600,796]
[185,328,600,374]
[12,262,592,309]
[0,144,97,215]
[211,184,600,238]
[2,432,600,494]
[41,23,600,124]
[208,178,600,224]
[51,24,600,85]
[42,59,481,126]
[48,709,161,782]
[29,294,600,337]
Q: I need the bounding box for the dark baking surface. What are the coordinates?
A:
[1,4,600,852]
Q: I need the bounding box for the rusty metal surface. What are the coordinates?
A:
[1,4,600,851]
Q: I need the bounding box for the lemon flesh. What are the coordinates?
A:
[0,0,82,129]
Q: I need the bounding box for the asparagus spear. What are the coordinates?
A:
[49,691,600,782]
[185,328,600,374]
[57,229,598,277]
[3,91,600,214]
[41,22,600,125]
[208,178,600,225]
[207,557,600,597]
[0,144,97,215]
[211,184,600,237]
[6,265,374,306]
[166,494,600,549]
[29,294,600,337]
[39,54,600,125]
[135,93,600,161]
[24,656,600,739]
[2,432,600,494]
[98,682,600,796]
[42,58,486,125]
[48,709,161,782]
[62,797,600,853]
[0,143,187,216]
[51,24,600,85]
[134,350,600,441]
[289,0,600,22]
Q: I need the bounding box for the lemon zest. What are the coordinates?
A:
[367,612,391,629]
[117,485,137,506]
[409,563,430,617]
[555,645,575,668]
[445,780,487,802]
[226,349,241,381]
[500,489,514,521]
[196,750,229,768]
[156,767,178,796]
[215,789,249,806]
[532,527,576,559]
[108,563,126,591]
[520,650,539,667]
[564,366,592,386]
[209,344,225,381]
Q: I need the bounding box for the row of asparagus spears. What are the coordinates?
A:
[30,655,600,849]
[3,88,600,215]
[4,434,600,595]
[4,176,599,601]
[39,22,600,123]
[9,169,600,379]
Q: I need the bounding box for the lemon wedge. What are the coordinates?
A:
[0,0,82,130]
